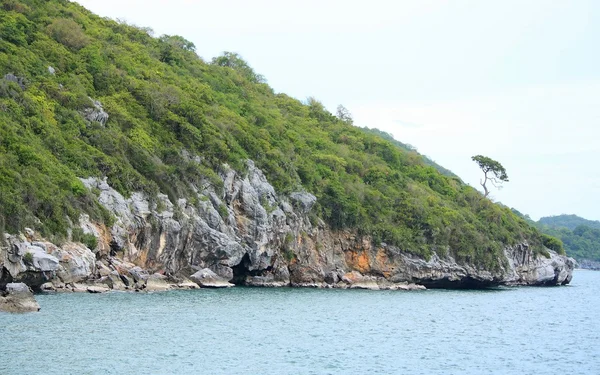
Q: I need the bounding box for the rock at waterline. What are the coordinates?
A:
[190,268,234,288]
[0,283,40,313]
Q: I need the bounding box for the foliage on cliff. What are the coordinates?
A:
[0,0,551,268]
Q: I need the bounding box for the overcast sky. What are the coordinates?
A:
[76,0,600,221]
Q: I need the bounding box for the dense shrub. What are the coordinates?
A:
[541,234,565,255]
[47,18,89,50]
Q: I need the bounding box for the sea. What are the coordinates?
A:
[2,270,598,374]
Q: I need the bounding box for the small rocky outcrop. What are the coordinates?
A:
[504,243,575,286]
[83,97,109,126]
[0,283,40,313]
[3,73,26,89]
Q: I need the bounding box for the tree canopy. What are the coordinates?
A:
[472,155,509,197]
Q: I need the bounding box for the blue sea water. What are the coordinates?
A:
[2,270,599,375]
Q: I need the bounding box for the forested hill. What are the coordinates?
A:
[537,215,600,262]
[539,215,600,231]
[0,0,559,268]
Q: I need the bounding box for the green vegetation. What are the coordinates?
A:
[72,227,98,250]
[217,204,229,220]
[471,155,509,198]
[541,233,565,255]
[538,215,600,261]
[512,211,600,261]
[0,0,557,269]
[538,214,600,231]
[359,127,458,178]
[23,251,33,264]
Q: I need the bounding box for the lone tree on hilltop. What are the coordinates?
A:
[472,155,508,198]
[336,104,353,125]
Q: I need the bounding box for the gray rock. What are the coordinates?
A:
[48,66,56,75]
[83,97,109,126]
[577,259,600,270]
[190,268,234,288]
[128,267,149,283]
[3,73,26,89]
[0,283,40,313]
[289,192,317,213]
[87,285,109,293]
[144,273,171,291]
[176,279,200,289]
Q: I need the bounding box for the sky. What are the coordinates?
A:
[76,0,600,221]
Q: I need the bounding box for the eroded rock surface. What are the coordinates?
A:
[0,283,40,313]
[1,160,575,292]
[190,269,234,288]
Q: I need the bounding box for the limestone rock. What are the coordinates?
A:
[144,273,171,292]
[0,283,40,313]
[87,285,109,293]
[577,259,600,270]
[1,158,575,293]
[190,268,234,288]
[176,278,200,289]
[83,97,109,126]
[289,191,317,213]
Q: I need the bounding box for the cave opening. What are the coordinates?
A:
[109,240,121,257]
[231,253,252,285]
[231,253,273,285]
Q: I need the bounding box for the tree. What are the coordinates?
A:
[471,155,508,197]
[211,52,265,83]
[336,104,353,125]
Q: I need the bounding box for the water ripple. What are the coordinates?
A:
[1,271,599,374]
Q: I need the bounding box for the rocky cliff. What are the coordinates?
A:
[0,160,574,293]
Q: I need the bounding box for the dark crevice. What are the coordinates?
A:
[419,277,501,289]
[231,253,251,285]
[231,253,273,285]
[109,240,121,256]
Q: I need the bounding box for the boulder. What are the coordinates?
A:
[176,278,200,289]
[144,273,171,292]
[0,283,40,313]
[190,268,234,288]
[87,285,109,293]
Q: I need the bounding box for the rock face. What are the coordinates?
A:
[83,97,109,126]
[577,259,600,270]
[1,234,95,290]
[0,283,40,313]
[1,160,575,291]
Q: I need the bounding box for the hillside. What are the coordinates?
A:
[538,214,600,231]
[0,0,572,290]
[510,211,600,264]
[359,127,459,178]
[537,215,600,263]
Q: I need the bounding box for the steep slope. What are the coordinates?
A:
[0,0,573,289]
[359,127,459,178]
